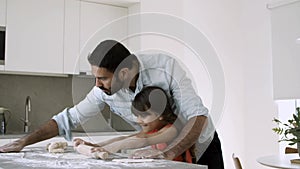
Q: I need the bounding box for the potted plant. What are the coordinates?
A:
[273,107,300,154]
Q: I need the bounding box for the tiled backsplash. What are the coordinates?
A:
[0,74,134,134]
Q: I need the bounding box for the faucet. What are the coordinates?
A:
[24,96,31,133]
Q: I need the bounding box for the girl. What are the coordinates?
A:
[74,86,194,163]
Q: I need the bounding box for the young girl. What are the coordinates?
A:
[74,86,194,163]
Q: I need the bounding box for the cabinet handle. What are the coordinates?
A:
[297,38,300,44]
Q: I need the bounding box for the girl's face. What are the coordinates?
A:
[136,110,165,133]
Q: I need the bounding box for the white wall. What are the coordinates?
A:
[241,0,278,168]
[183,0,247,168]
[138,0,278,168]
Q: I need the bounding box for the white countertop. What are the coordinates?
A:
[0,131,137,149]
[1,131,136,139]
[0,146,207,169]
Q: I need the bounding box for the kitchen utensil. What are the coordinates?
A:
[0,107,11,134]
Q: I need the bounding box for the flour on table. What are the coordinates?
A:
[0,147,193,169]
[112,159,155,163]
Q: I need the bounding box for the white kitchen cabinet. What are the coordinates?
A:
[64,0,80,74]
[5,0,64,74]
[0,0,6,26]
[0,0,6,71]
[64,0,140,74]
[4,0,139,75]
[268,0,300,99]
[79,1,128,73]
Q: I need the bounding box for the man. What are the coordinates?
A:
[0,40,224,169]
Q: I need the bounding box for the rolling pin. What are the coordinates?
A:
[75,144,109,160]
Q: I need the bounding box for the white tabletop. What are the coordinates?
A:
[0,147,207,169]
[257,154,300,169]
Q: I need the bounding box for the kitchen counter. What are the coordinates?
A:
[1,131,136,139]
[0,147,207,169]
[0,131,137,148]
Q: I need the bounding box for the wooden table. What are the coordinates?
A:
[257,154,300,169]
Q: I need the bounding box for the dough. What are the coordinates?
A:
[75,144,109,160]
[46,142,68,153]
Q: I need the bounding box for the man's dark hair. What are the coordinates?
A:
[131,86,177,124]
[88,40,137,73]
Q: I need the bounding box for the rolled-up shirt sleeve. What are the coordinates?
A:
[52,108,75,141]
[52,87,105,141]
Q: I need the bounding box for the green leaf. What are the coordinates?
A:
[289,142,296,146]
[273,118,281,123]
[293,114,300,126]
[272,107,300,145]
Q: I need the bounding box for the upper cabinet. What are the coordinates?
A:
[2,0,140,75]
[5,0,64,74]
[0,0,6,71]
[64,0,139,74]
[268,0,300,99]
[79,1,129,73]
[0,0,6,26]
[64,0,80,74]
[64,0,140,74]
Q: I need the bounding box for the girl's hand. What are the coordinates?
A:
[73,138,94,148]
[73,138,85,147]
[91,146,109,153]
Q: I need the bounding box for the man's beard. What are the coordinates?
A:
[99,78,124,96]
[99,86,112,95]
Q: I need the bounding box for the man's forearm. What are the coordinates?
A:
[164,116,207,159]
[20,119,59,147]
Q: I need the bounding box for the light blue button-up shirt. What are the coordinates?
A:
[53,53,215,160]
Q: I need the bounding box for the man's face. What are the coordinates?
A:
[92,66,124,95]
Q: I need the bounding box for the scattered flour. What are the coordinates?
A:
[0,147,171,169]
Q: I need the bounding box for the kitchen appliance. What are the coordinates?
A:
[0,26,5,65]
[0,107,10,134]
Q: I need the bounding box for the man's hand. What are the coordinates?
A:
[130,148,175,160]
[1,119,59,153]
[0,139,25,153]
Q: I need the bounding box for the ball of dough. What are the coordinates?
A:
[46,142,68,153]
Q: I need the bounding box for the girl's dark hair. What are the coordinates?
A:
[88,39,138,73]
[131,86,177,124]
